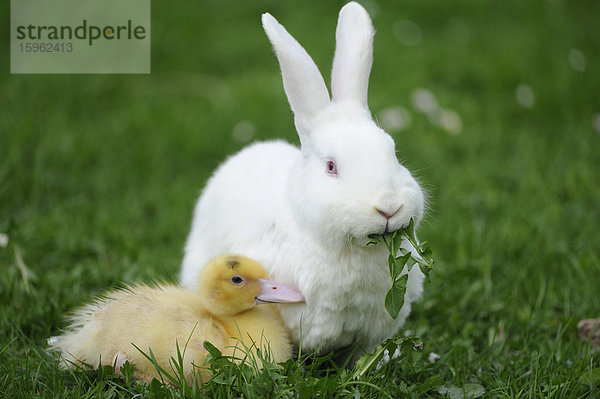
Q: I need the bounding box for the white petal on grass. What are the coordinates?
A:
[515,83,535,108]
[0,233,8,248]
[393,19,423,46]
[232,120,255,144]
[376,347,402,370]
[379,106,412,132]
[568,48,586,72]
[439,109,463,134]
[411,88,439,115]
[428,352,441,363]
[593,114,600,134]
[376,349,391,370]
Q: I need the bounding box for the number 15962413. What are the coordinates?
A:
[19,42,73,53]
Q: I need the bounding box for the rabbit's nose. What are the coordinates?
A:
[376,205,401,220]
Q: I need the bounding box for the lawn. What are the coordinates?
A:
[1,0,599,397]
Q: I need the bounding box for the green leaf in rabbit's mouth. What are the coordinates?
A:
[371,218,435,319]
[366,234,381,246]
[366,231,397,246]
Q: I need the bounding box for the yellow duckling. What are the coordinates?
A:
[49,254,304,384]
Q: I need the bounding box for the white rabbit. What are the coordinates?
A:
[181,2,426,357]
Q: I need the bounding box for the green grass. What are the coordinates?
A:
[1,0,600,397]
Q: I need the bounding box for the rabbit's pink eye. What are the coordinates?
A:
[326,160,338,176]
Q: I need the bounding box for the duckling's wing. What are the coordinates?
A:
[49,295,115,368]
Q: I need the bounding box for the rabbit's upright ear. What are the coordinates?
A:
[262,13,331,140]
[331,2,374,109]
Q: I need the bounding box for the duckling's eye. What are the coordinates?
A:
[231,275,244,285]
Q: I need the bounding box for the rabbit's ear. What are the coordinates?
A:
[331,2,374,109]
[262,13,331,139]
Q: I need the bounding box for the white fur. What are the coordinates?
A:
[331,2,374,107]
[261,13,330,138]
[181,2,426,355]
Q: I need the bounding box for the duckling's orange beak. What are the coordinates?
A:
[256,279,305,304]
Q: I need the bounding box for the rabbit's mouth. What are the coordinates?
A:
[366,231,392,242]
[366,224,409,244]
[355,220,410,247]
[366,234,381,246]
[363,231,393,247]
